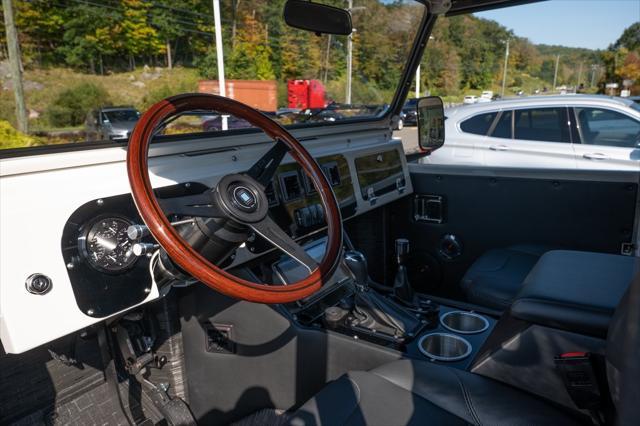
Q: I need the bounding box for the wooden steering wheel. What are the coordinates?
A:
[127,93,342,303]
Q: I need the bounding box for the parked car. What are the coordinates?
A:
[202,114,254,131]
[478,91,493,103]
[85,106,140,140]
[424,95,640,170]
[463,95,478,104]
[401,98,418,125]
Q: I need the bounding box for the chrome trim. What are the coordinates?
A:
[417,332,472,362]
[440,310,489,335]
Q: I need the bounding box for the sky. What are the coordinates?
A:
[475,0,640,50]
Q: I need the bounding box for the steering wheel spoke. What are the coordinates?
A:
[245,139,290,186]
[249,215,318,273]
[157,191,223,218]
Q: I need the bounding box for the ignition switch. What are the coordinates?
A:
[25,273,52,295]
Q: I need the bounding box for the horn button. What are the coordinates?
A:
[215,174,269,223]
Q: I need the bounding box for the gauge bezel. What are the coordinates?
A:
[78,214,138,274]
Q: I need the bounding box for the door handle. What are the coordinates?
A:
[583,152,609,160]
[489,145,509,151]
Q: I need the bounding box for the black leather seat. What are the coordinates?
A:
[289,358,580,425]
[510,250,638,337]
[461,244,549,310]
[290,272,640,426]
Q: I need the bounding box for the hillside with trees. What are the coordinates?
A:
[0,0,638,145]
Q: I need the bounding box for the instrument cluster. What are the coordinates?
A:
[78,216,137,273]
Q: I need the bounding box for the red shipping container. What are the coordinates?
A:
[198,80,277,112]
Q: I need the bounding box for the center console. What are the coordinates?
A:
[277,236,496,369]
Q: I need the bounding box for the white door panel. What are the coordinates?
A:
[573,145,640,171]
[573,106,640,171]
[481,136,576,168]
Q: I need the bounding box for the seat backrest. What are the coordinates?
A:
[606,270,640,425]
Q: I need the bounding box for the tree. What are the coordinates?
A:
[613,22,640,51]
[57,4,120,74]
[120,0,164,70]
[227,12,275,80]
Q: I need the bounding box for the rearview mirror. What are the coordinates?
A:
[284,0,352,36]
[417,96,445,152]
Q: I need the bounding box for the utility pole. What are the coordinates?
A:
[576,62,583,91]
[344,0,365,105]
[345,0,353,105]
[590,64,598,88]
[323,35,331,83]
[553,54,560,91]
[501,39,509,98]
[2,0,28,133]
[212,0,227,130]
[415,64,420,99]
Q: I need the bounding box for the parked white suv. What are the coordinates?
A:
[423,95,640,171]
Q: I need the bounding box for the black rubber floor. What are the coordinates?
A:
[1,332,163,426]
[11,381,131,426]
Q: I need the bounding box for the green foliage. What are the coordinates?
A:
[141,79,197,109]
[196,49,219,80]
[0,95,17,127]
[613,23,640,51]
[227,13,275,80]
[46,83,111,127]
[0,121,43,149]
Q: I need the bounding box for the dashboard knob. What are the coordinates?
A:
[25,273,52,295]
[127,224,149,240]
[132,242,159,257]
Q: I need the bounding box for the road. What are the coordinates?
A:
[393,126,420,154]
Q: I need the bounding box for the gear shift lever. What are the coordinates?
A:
[393,238,416,305]
[344,250,369,289]
[342,250,421,339]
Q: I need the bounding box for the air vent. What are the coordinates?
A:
[322,162,341,186]
[279,171,303,202]
[302,173,317,194]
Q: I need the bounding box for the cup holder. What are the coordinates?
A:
[440,311,489,334]
[418,332,472,362]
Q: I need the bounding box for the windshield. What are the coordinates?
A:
[1,0,424,151]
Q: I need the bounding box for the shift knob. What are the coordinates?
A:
[344,250,369,287]
[395,238,410,265]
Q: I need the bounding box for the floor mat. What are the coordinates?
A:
[10,378,165,426]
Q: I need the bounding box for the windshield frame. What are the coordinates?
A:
[0,2,433,159]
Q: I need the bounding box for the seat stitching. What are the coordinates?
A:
[370,369,475,425]
[450,369,482,426]
[342,376,362,425]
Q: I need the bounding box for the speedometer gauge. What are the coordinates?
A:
[79,217,137,273]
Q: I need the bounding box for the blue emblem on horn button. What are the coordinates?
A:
[233,186,257,211]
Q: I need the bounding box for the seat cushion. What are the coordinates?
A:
[288,359,581,426]
[461,244,550,310]
[511,250,638,337]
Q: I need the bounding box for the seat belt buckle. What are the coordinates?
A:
[554,352,602,410]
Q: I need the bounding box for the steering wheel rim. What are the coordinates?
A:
[127,93,343,303]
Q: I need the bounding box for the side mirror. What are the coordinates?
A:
[417,96,445,152]
[284,0,352,36]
